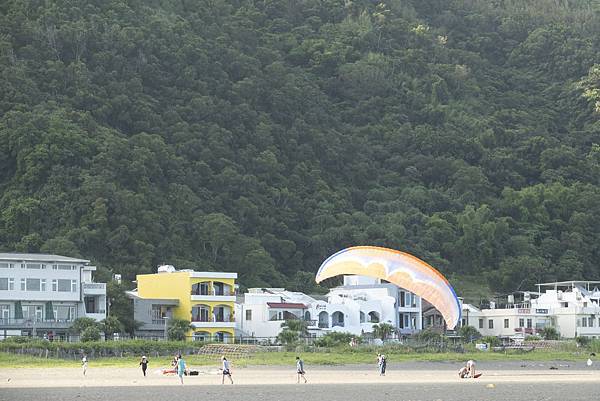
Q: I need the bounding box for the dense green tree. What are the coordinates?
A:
[0,0,599,298]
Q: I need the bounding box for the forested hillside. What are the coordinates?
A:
[1,0,599,294]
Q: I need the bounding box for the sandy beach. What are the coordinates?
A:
[1,361,598,388]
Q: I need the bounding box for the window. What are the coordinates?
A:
[488,319,494,329]
[20,278,26,291]
[0,263,14,269]
[519,318,525,328]
[245,309,252,321]
[504,319,509,328]
[0,278,7,290]
[479,318,484,329]
[589,317,594,327]
[57,280,71,292]
[52,280,58,292]
[582,318,588,327]
[26,279,41,291]
[8,278,14,290]
[26,263,41,269]
[41,279,46,292]
[71,280,77,292]
[56,264,73,270]
[527,319,532,328]
[400,291,405,307]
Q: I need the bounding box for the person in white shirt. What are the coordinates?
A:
[81,354,88,376]
[296,356,307,383]
[221,356,233,384]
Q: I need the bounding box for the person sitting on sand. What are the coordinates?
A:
[221,356,233,384]
[296,356,307,383]
[459,360,476,378]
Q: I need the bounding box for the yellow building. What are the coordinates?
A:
[129,268,237,342]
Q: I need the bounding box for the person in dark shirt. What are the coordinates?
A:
[139,356,149,377]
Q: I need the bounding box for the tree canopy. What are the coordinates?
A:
[1,0,599,295]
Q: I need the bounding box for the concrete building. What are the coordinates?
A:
[0,253,106,340]
[461,281,600,339]
[128,265,237,342]
[235,275,422,340]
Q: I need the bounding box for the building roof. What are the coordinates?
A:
[537,281,600,288]
[0,253,90,263]
[267,302,307,309]
[126,291,179,304]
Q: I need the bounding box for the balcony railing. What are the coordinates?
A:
[0,318,76,327]
[192,315,235,323]
[83,283,106,290]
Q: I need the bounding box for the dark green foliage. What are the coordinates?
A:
[80,325,102,342]
[481,336,502,347]
[458,325,481,343]
[70,317,100,335]
[414,328,443,343]
[314,331,361,347]
[277,329,299,345]
[0,1,599,294]
[166,319,191,341]
[372,323,395,341]
[540,327,560,340]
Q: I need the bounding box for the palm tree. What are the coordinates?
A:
[372,323,394,341]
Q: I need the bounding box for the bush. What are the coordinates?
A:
[540,327,560,340]
[167,319,191,341]
[414,329,443,343]
[314,332,359,347]
[480,336,502,347]
[524,335,542,341]
[576,336,591,346]
[81,326,102,342]
[277,329,299,345]
[458,325,481,343]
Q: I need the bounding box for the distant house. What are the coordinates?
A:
[128,265,237,342]
[235,275,423,340]
[461,281,600,339]
[0,253,106,340]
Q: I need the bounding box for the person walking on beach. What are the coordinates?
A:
[380,354,387,376]
[139,355,149,377]
[377,353,383,376]
[81,354,88,376]
[177,354,186,384]
[296,356,307,383]
[221,356,233,384]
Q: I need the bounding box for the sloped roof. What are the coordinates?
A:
[0,253,89,263]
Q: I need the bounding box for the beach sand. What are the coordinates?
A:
[1,361,598,388]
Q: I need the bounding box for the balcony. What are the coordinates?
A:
[85,312,106,321]
[83,282,106,295]
[191,321,235,329]
[191,294,236,302]
[0,318,74,329]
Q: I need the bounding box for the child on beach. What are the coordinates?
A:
[221,356,233,384]
[139,355,149,377]
[296,356,307,383]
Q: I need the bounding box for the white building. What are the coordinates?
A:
[235,275,422,340]
[0,253,107,340]
[462,281,600,339]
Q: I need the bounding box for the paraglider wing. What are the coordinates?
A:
[315,246,461,329]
